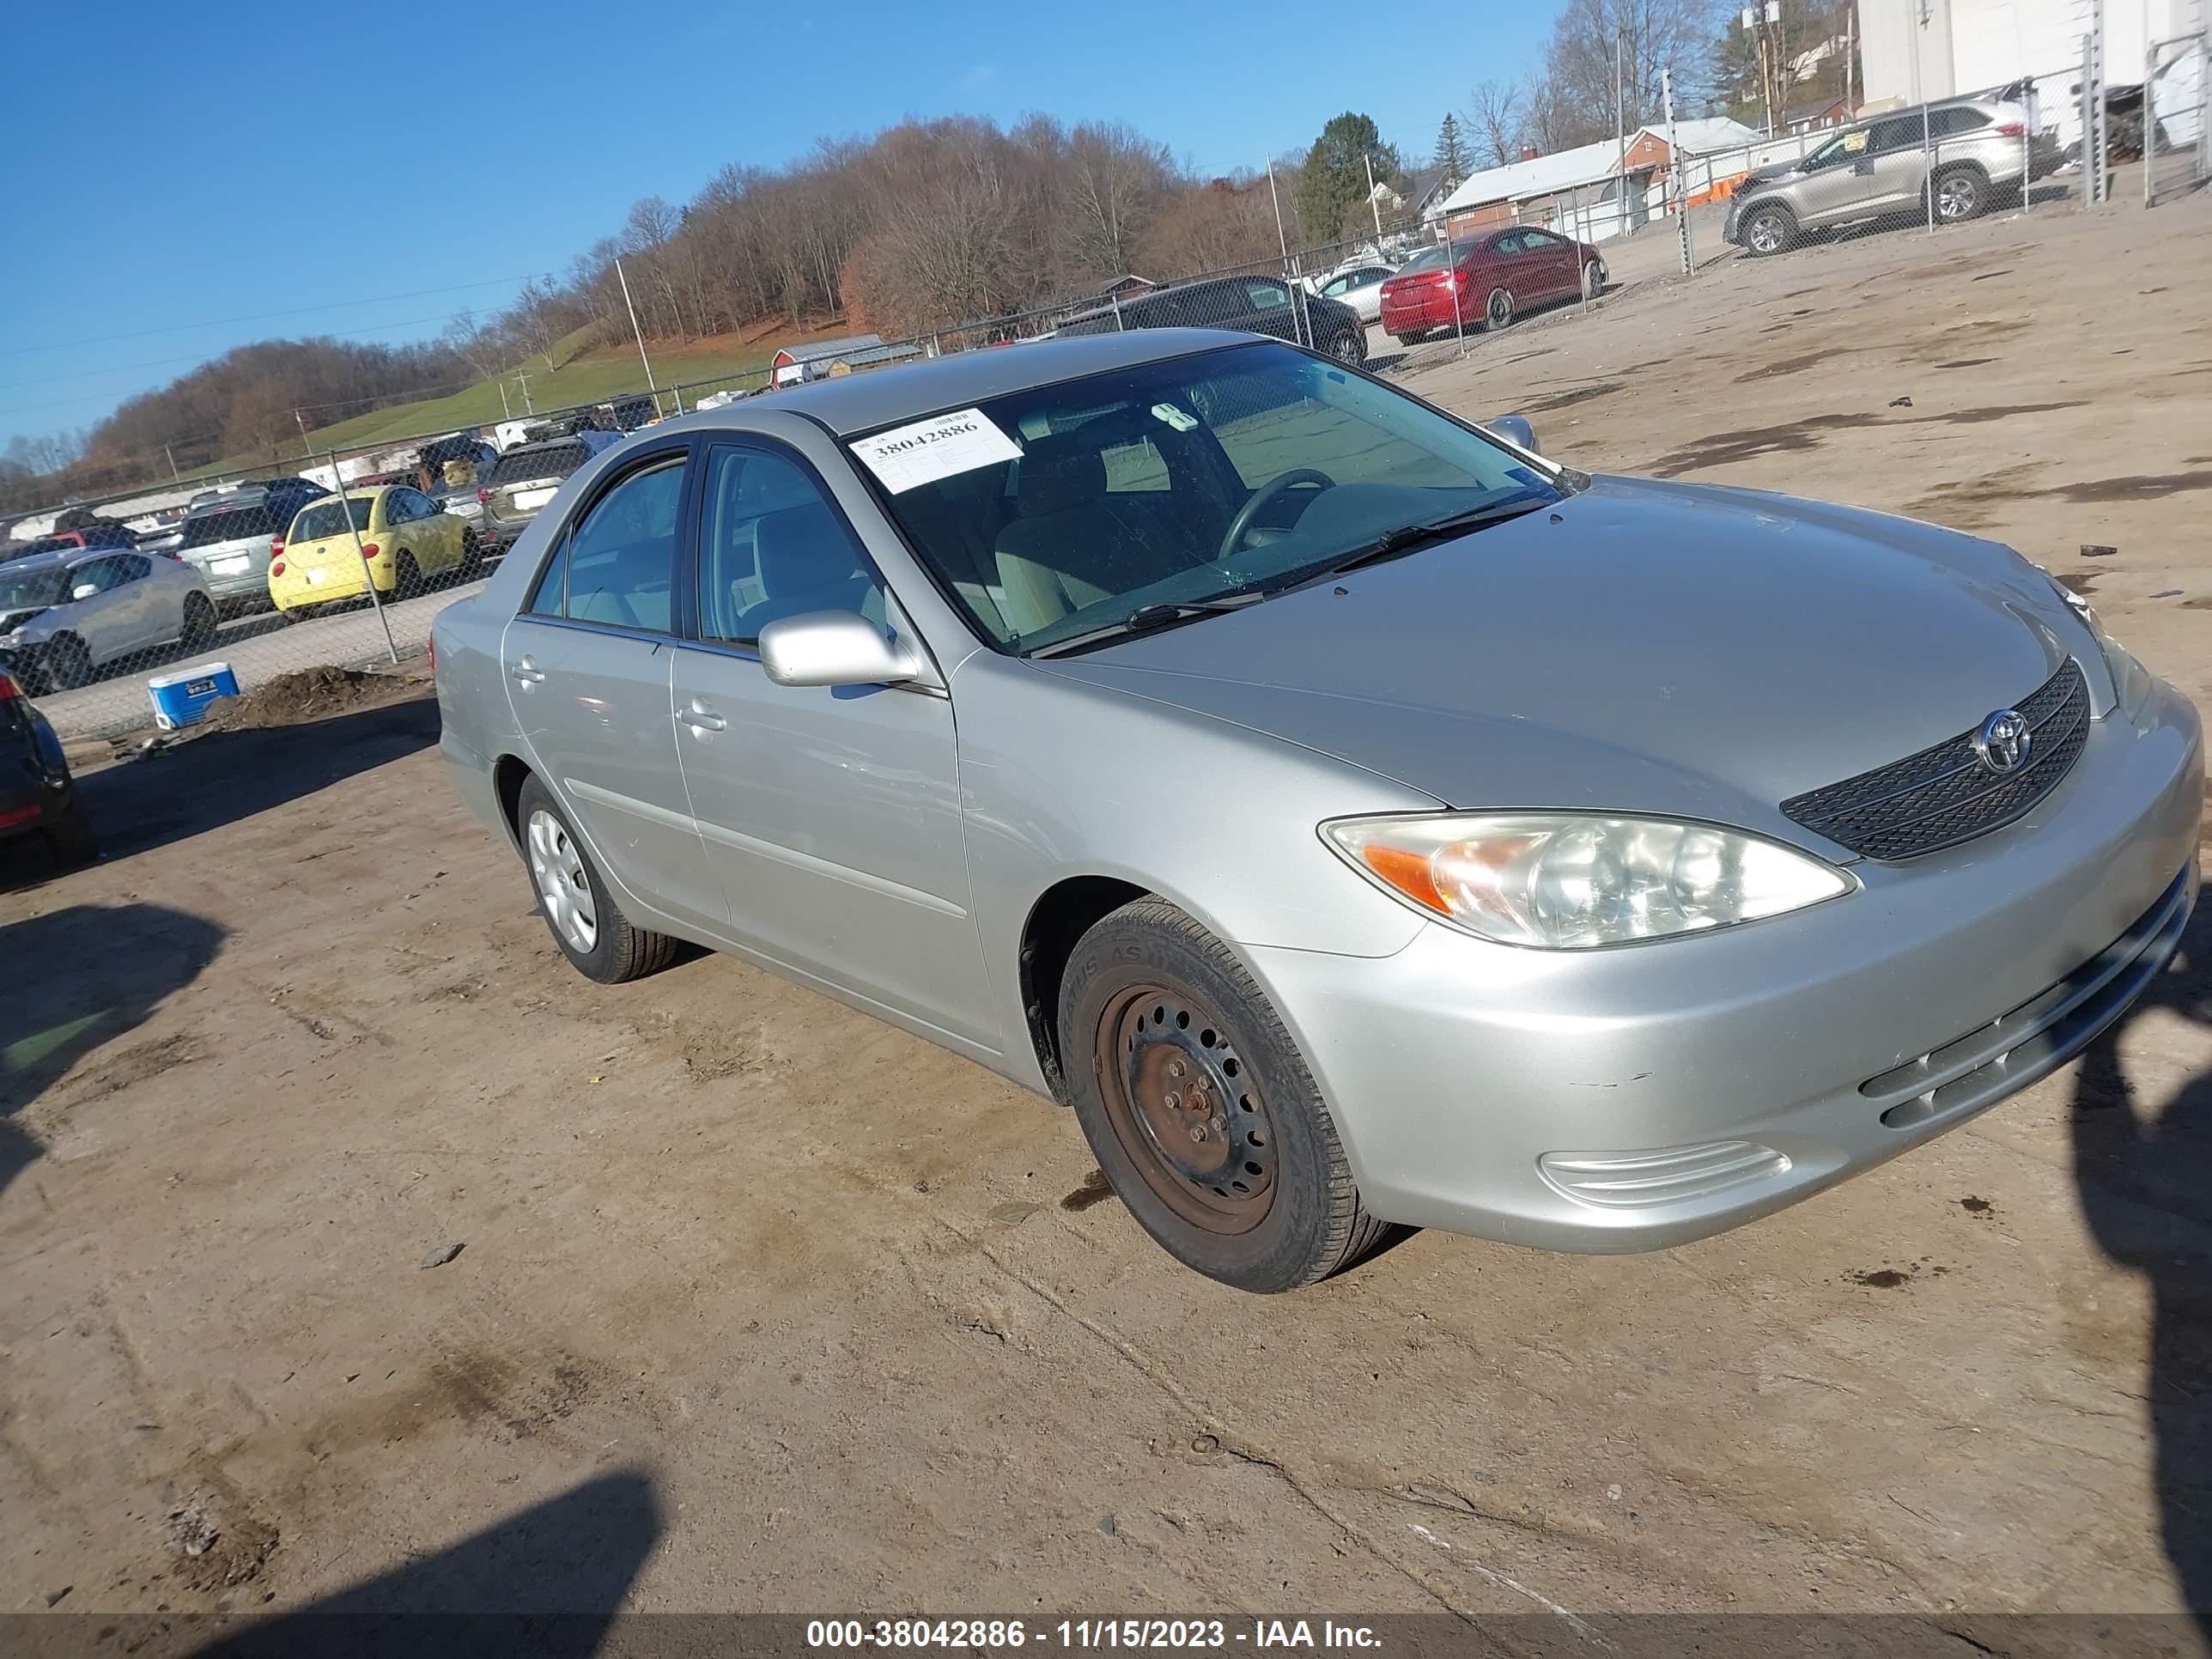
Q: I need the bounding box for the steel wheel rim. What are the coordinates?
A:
[1487,289,1511,328]
[526,808,599,954]
[1937,175,1974,218]
[1097,984,1276,1235]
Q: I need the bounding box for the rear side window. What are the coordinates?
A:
[530,455,684,633]
[1934,106,1990,137]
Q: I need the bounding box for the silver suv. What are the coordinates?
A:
[1724,96,2059,256]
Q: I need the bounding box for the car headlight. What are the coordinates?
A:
[1322,813,1853,949]
[2046,574,2152,722]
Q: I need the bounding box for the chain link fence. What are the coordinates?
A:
[2146,29,2210,204]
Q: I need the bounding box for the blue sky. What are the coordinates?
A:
[0,0,1551,450]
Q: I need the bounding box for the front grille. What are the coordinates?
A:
[1781,659,2090,860]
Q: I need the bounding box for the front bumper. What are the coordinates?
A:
[1247,680,2203,1252]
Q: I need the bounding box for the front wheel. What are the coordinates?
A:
[1741,204,1795,255]
[1058,898,1389,1292]
[515,776,682,984]
[1581,259,1602,301]
[42,636,90,691]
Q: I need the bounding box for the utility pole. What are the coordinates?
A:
[164,443,179,483]
[294,409,310,458]
[515,369,534,415]
[615,258,659,399]
[1363,152,1384,244]
[1265,155,1291,271]
[498,381,512,421]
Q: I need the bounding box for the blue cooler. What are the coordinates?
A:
[147,662,240,730]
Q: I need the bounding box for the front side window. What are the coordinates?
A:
[550,455,684,632]
[857,342,1560,655]
[696,447,884,646]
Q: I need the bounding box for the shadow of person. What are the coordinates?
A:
[195,1468,662,1659]
[2071,901,2212,1620]
[0,901,224,1203]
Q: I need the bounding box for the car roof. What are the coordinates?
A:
[4,550,83,574]
[685,328,1260,437]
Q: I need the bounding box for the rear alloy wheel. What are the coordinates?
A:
[1484,287,1515,331]
[515,775,681,984]
[43,636,90,691]
[179,592,217,651]
[1741,204,1795,256]
[1060,897,1388,1292]
[1328,330,1365,368]
[392,550,422,601]
[1933,167,1985,222]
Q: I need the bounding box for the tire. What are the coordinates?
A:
[43,635,90,691]
[1389,331,1421,348]
[1327,330,1365,368]
[1581,258,1602,301]
[514,775,681,984]
[179,592,217,652]
[45,791,98,869]
[392,550,422,601]
[460,529,485,574]
[1741,203,1796,256]
[1482,286,1514,331]
[1058,897,1388,1293]
[1932,166,1986,223]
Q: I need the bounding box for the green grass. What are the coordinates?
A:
[183,331,781,484]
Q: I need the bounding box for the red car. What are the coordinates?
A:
[1378,227,1605,345]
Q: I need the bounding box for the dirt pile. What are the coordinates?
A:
[202,665,420,732]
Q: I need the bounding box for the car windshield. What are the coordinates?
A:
[858,341,1562,655]
[492,443,586,485]
[290,497,374,541]
[0,568,72,609]
[179,502,275,547]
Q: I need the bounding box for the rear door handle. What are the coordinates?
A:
[509,658,544,687]
[680,701,726,732]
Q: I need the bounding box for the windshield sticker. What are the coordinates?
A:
[1150,402,1199,432]
[852,409,1023,494]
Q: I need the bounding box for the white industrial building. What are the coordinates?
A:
[1860,0,2202,141]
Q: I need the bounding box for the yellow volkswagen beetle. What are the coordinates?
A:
[270,485,471,619]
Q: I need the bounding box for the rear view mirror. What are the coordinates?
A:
[1486,414,1541,455]
[758,611,921,689]
[70,582,98,601]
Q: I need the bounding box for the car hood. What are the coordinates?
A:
[1739,161,1800,189]
[1035,476,2086,848]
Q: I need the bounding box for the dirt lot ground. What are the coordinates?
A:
[4,198,2211,1650]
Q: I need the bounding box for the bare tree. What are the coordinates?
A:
[1468,80,1526,167]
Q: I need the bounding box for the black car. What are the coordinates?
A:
[1055,275,1368,367]
[0,667,95,867]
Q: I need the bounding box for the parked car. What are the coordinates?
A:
[423,439,501,546]
[1058,276,1368,367]
[4,523,141,561]
[0,547,218,692]
[1380,228,1603,343]
[270,486,470,618]
[477,431,625,549]
[1305,259,1398,325]
[432,330,2198,1293]
[0,665,96,866]
[1724,95,2060,255]
[173,477,327,615]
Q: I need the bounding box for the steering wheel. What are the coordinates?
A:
[1218,468,1336,560]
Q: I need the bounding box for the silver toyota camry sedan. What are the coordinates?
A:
[431,329,2201,1292]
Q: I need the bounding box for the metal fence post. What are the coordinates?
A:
[1663,67,1692,275]
[327,450,398,665]
[1111,292,1125,331]
[2148,35,2159,206]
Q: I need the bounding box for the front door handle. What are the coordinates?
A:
[680,701,726,732]
[509,657,544,688]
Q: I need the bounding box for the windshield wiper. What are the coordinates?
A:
[1029,591,1270,659]
[1302,499,1549,583]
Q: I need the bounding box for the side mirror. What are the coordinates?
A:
[758,610,921,689]
[70,582,98,601]
[1486,414,1541,455]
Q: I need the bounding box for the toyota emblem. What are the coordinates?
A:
[1973,708,2032,774]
